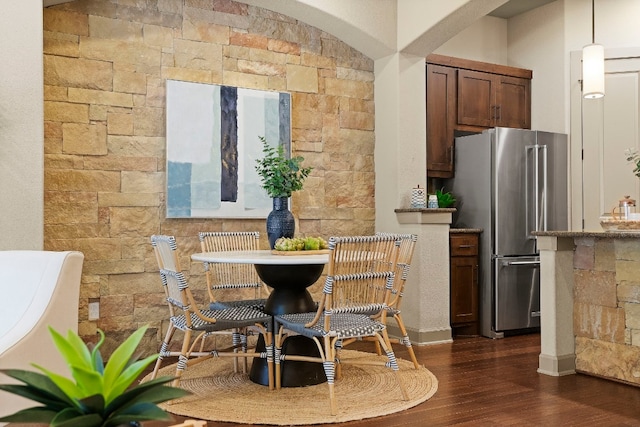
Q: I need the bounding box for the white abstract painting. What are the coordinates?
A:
[165,80,291,218]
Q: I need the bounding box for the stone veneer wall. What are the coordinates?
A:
[573,237,640,385]
[43,0,375,354]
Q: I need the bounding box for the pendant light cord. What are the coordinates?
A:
[591,0,595,44]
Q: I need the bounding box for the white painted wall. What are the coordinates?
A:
[0,0,44,250]
[434,16,508,65]
[507,0,640,134]
[565,0,640,51]
[509,0,566,133]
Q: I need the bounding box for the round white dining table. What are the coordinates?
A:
[191,249,330,387]
[191,250,329,313]
[191,249,329,265]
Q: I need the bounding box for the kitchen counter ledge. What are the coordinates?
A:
[450,228,482,234]
[394,208,456,213]
[534,230,640,238]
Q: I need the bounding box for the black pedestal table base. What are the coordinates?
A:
[250,263,327,387]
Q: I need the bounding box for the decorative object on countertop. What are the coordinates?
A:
[612,195,636,220]
[255,136,312,248]
[0,325,189,427]
[600,215,640,232]
[411,184,427,208]
[436,188,456,208]
[601,195,640,231]
[427,194,439,208]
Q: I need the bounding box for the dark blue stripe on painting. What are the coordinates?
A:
[167,161,192,217]
[220,85,238,202]
[279,93,291,156]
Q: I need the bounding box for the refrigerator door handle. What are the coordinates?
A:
[501,260,541,266]
[540,144,548,231]
[525,145,535,240]
[525,143,549,240]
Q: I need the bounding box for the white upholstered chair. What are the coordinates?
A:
[0,251,84,422]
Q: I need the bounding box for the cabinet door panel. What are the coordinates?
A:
[427,64,456,177]
[450,256,478,324]
[496,75,531,129]
[457,69,495,127]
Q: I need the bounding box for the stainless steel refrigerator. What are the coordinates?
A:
[448,127,568,338]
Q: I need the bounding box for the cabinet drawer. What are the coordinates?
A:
[450,234,478,256]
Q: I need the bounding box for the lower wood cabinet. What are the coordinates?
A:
[450,232,479,336]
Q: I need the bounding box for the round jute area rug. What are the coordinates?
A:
[146,349,438,425]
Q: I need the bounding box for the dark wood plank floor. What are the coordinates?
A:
[147,333,640,426]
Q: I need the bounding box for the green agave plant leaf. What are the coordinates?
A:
[103,326,146,385]
[104,404,171,427]
[77,393,106,415]
[105,353,159,405]
[70,364,104,398]
[0,406,59,423]
[103,325,149,404]
[106,378,189,415]
[34,364,85,402]
[90,329,106,375]
[48,327,93,372]
[0,369,74,408]
[51,410,104,427]
[0,384,68,412]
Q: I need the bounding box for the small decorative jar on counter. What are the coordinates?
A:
[428,194,439,208]
[410,185,427,209]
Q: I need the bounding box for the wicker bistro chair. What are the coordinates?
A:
[338,233,420,369]
[150,235,274,389]
[273,235,409,416]
[373,233,420,368]
[198,231,270,311]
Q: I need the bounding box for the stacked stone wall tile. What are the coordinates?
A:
[574,238,640,385]
[44,0,375,355]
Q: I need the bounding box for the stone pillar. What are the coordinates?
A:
[537,235,576,376]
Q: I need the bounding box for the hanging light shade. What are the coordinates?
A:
[583,43,604,98]
[583,0,604,99]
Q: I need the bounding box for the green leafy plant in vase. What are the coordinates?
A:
[255,136,313,248]
[0,325,189,427]
[254,136,312,198]
[436,188,456,208]
[625,148,640,178]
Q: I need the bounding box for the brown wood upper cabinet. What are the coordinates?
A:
[426,63,457,176]
[426,54,532,178]
[458,69,531,129]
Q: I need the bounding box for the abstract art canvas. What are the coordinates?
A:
[165,79,291,218]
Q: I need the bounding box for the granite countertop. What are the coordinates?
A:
[394,208,456,213]
[534,230,640,238]
[450,228,483,234]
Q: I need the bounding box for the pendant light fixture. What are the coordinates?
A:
[582,0,604,99]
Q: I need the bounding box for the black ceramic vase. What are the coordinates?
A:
[266,197,295,249]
